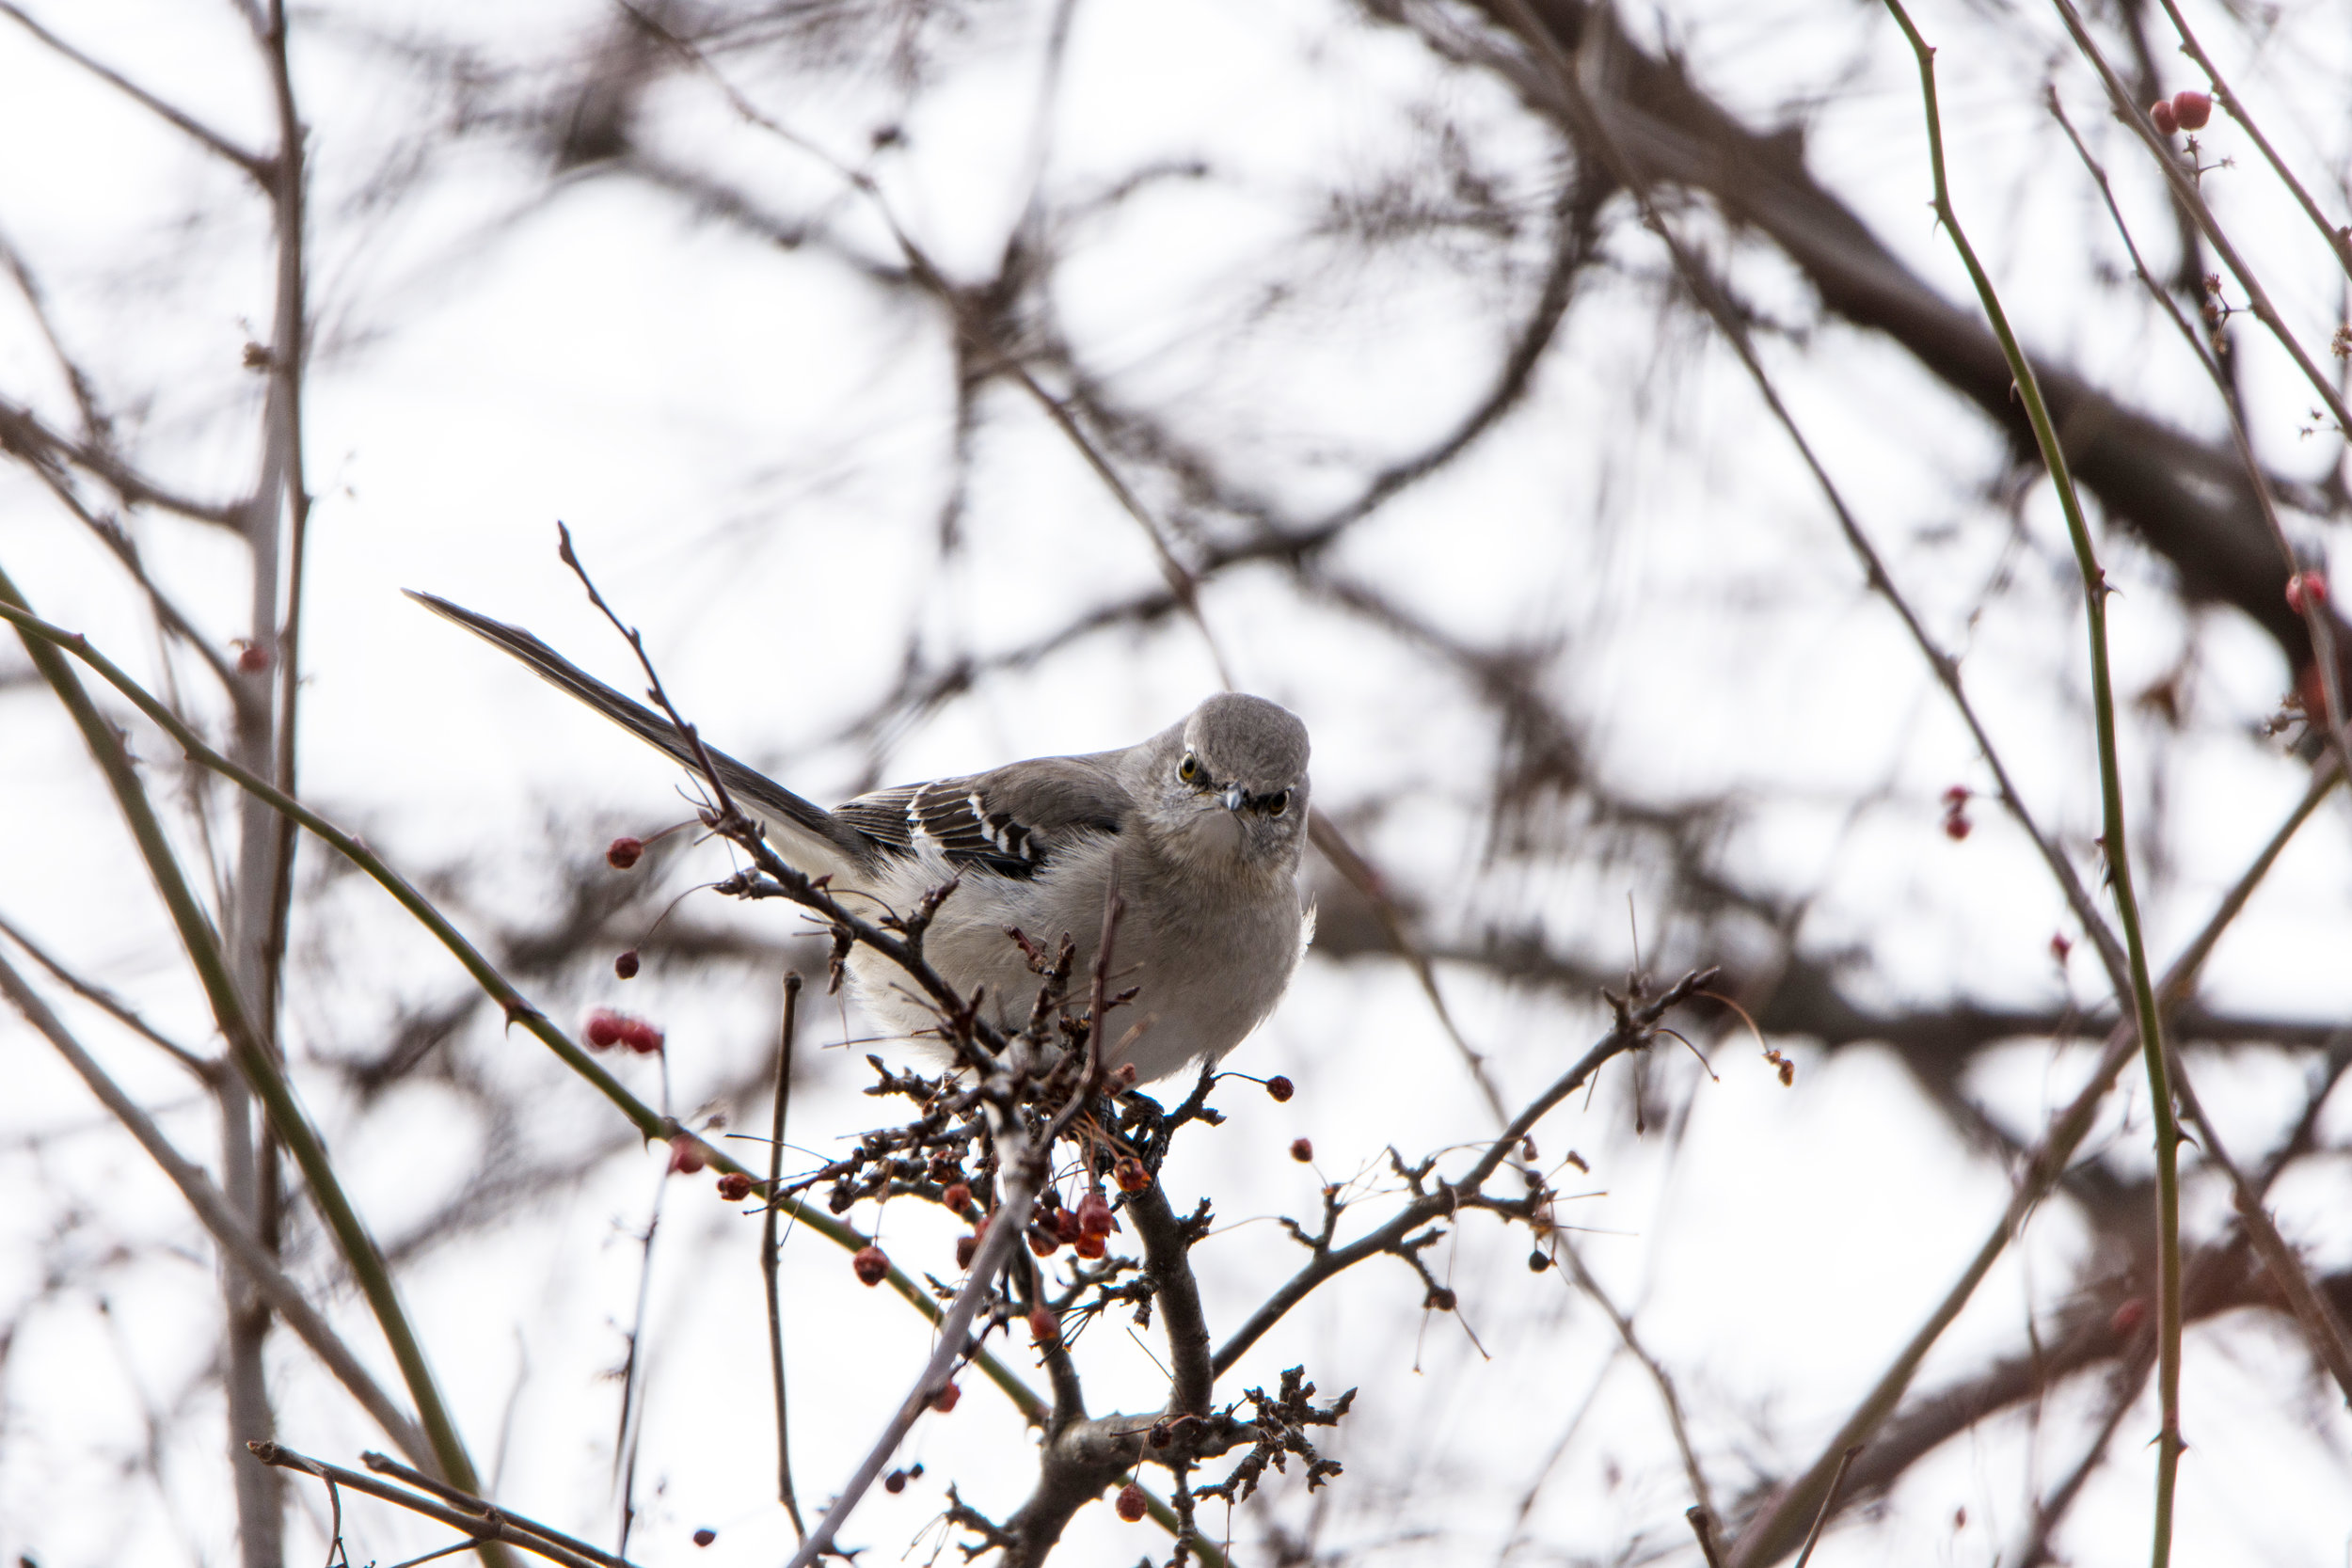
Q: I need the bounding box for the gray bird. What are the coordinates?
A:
[408,592,1313,1084]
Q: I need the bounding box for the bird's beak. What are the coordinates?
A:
[1220,783,1246,812]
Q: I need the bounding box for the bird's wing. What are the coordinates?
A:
[834,756,1127,880]
[405,590,882,877]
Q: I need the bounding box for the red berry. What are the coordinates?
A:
[1073,1232,1106,1259]
[883,1468,909,1494]
[1074,1192,1114,1239]
[716,1171,753,1201]
[1028,1305,1059,1346]
[1027,1226,1059,1258]
[931,1381,961,1414]
[2050,932,2073,963]
[621,1018,665,1054]
[236,643,271,673]
[956,1231,980,1270]
[1942,784,1969,808]
[851,1244,889,1287]
[584,1009,624,1050]
[667,1134,706,1175]
[1052,1206,1086,1244]
[1112,1158,1149,1194]
[613,949,640,980]
[1264,1075,1295,1102]
[1943,813,1972,842]
[1115,1481,1147,1523]
[2287,571,2329,614]
[691,1528,716,1547]
[1290,1137,1313,1163]
[607,835,644,870]
[2150,98,2178,135]
[942,1181,972,1213]
[2171,89,2212,131]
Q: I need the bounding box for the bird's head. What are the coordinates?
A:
[1141,693,1311,877]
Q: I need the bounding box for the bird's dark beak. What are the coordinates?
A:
[1220,783,1246,812]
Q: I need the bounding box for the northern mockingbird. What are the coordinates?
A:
[410,593,1312,1084]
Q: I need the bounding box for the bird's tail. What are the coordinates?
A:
[405,590,874,876]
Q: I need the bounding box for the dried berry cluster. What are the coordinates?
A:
[1189,1369,1354,1506]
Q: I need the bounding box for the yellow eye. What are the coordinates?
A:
[1267,789,1290,816]
[1179,754,1201,784]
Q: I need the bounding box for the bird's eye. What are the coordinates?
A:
[1179,753,1201,784]
[1267,789,1290,816]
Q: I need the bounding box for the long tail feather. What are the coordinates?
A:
[405,590,875,875]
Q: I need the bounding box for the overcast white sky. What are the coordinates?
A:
[2,1,2350,1565]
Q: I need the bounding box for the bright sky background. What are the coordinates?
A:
[2,2,2349,1565]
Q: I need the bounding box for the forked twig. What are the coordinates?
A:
[249,1444,629,1568]
[1790,1445,1861,1568]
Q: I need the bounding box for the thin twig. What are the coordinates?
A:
[2166,1044,2352,1402]
[2148,0,2352,279]
[1789,1445,1861,1568]
[779,1072,1044,1568]
[0,3,271,180]
[1728,752,2332,1565]
[1555,1238,1714,1524]
[1489,0,2136,1002]
[0,594,1048,1418]
[251,1444,629,1568]
[1879,15,2181,1560]
[0,951,433,1466]
[2048,0,2352,439]
[1214,969,1716,1375]
[0,907,215,1080]
[0,575,493,1507]
[764,973,806,1538]
[2012,1345,2154,1567]
[360,1453,630,1568]
[2046,90,2352,779]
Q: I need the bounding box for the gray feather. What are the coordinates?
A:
[405,591,881,873]
[834,756,1128,879]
